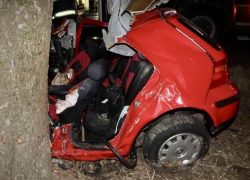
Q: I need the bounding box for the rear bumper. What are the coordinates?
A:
[215,93,239,108]
[203,83,239,127]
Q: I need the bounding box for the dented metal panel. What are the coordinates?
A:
[51,2,239,163]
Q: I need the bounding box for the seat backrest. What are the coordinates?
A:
[125,60,154,105]
[121,55,141,93]
[67,51,91,85]
[59,59,109,124]
[111,54,141,92]
[81,53,153,138]
[109,53,153,105]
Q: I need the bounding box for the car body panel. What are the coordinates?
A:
[203,83,239,127]
[52,8,239,161]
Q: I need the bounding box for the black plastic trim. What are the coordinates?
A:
[215,94,239,108]
[209,115,236,135]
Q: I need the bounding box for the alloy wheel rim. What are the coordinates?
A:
[158,133,201,166]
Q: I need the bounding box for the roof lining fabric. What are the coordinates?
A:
[102,0,169,56]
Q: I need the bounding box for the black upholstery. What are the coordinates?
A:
[48,84,73,96]
[59,59,109,125]
[71,69,88,85]
[83,39,117,63]
[87,59,110,81]
[83,55,154,139]
[70,61,88,85]
[121,58,140,94]
[83,39,100,61]
[113,57,130,78]
[125,61,154,105]
[70,61,82,73]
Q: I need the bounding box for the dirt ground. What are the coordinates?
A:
[52,36,250,180]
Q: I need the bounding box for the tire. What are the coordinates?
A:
[183,7,224,41]
[142,114,210,173]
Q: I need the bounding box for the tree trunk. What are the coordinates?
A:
[0,0,53,179]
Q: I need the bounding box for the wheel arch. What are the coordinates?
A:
[140,107,215,135]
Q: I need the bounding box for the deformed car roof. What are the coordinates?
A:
[103,0,169,56]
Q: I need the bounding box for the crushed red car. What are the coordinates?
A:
[49,0,239,174]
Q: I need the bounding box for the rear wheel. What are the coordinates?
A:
[142,114,210,173]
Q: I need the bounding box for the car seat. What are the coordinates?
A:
[49,59,110,125]
[48,50,91,96]
[83,53,154,141]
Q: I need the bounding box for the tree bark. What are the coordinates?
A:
[0,0,53,179]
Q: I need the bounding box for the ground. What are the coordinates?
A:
[52,35,250,180]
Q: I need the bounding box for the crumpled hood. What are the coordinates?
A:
[102,0,169,56]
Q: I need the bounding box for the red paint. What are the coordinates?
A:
[67,51,90,84]
[51,8,239,162]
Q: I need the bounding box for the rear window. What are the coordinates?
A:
[178,15,222,51]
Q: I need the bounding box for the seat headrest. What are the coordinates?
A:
[87,59,109,81]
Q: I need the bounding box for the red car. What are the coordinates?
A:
[50,1,239,174]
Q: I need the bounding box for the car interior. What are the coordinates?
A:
[48,50,154,143]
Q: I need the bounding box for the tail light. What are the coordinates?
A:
[210,58,229,89]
